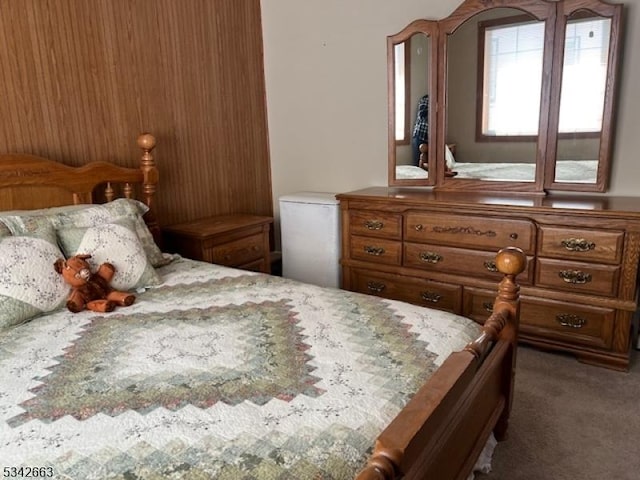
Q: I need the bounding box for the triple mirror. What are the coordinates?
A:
[388,0,623,194]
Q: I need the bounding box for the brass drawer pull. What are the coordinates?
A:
[364,245,385,256]
[421,291,442,303]
[419,252,443,264]
[482,302,494,313]
[484,260,498,272]
[414,224,424,232]
[366,281,386,293]
[561,238,596,252]
[365,220,384,230]
[558,270,592,285]
[556,313,586,329]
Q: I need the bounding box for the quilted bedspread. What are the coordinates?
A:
[0,257,482,479]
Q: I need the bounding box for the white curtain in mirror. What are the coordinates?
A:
[558,17,611,133]
[481,20,544,136]
[394,43,407,142]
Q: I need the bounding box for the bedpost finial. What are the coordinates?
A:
[137,133,156,152]
[495,247,526,276]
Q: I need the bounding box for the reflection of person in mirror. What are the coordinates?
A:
[412,94,429,167]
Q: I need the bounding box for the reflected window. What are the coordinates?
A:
[558,16,611,134]
[478,16,544,139]
[394,43,411,143]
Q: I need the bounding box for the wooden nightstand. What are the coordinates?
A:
[163,214,273,273]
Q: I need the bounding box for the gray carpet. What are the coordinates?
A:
[478,346,640,480]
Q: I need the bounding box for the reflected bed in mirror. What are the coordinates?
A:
[396,143,429,179]
[396,165,429,180]
[445,143,597,183]
[449,160,598,182]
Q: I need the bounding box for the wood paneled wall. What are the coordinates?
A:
[0,0,272,226]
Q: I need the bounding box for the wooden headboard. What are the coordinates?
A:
[0,133,160,239]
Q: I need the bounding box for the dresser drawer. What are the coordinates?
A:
[538,226,623,264]
[462,288,502,324]
[205,233,265,267]
[349,211,402,240]
[521,300,615,350]
[351,268,462,313]
[405,212,535,253]
[404,242,534,285]
[463,288,615,349]
[536,258,619,297]
[350,235,402,265]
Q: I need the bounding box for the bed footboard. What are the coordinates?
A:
[357,246,526,480]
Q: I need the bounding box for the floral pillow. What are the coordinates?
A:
[50,199,168,267]
[56,218,161,291]
[0,214,59,246]
[1,199,168,268]
[0,203,89,221]
[0,222,10,237]
[0,225,69,330]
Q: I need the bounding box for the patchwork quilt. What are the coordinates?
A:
[0,258,482,479]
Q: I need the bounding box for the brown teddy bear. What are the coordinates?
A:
[54,254,135,313]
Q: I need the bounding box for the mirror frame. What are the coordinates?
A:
[387,0,624,194]
[544,0,623,192]
[436,0,556,194]
[388,20,439,186]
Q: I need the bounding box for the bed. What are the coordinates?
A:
[0,133,526,480]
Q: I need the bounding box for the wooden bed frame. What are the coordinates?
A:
[0,133,160,243]
[0,133,526,480]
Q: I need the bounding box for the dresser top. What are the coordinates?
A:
[337,187,640,216]
[163,214,273,238]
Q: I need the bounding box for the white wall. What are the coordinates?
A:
[261,0,640,228]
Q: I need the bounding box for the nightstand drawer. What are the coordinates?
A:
[349,211,402,240]
[536,258,619,297]
[240,258,268,273]
[538,226,623,264]
[205,233,265,267]
[352,268,461,313]
[350,235,402,265]
[405,212,535,253]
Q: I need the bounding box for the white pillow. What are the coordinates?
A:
[1,199,168,268]
[51,199,168,267]
[56,219,161,291]
[445,144,456,169]
[0,228,68,330]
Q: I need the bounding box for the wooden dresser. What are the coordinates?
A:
[337,187,640,370]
